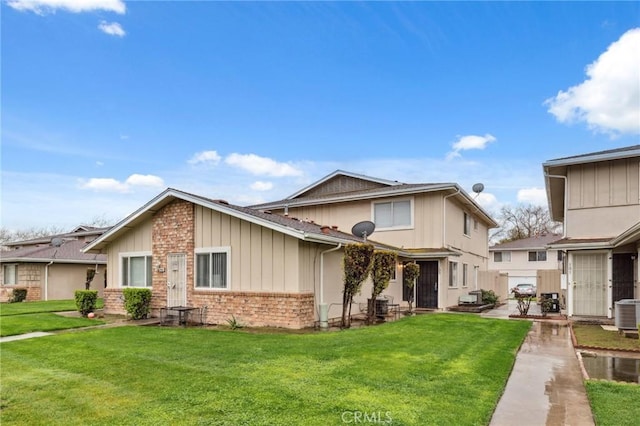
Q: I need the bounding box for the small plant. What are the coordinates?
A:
[481,289,499,306]
[227,315,244,330]
[123,288,152,320]
[403,262,420,314]
[9,288,28,303]
[539,296,554,316]
[511,288,532,315]
[75,290,98,316]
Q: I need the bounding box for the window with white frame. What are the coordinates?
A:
[373,200,412,229]
[449,261,458,287]
[462,264,468,287]
[528,251,547,262]
[121,253,152,287]
[493,251,511,262]
[3,264,18,285]
[195,247,230,289]
[463,212,471,236]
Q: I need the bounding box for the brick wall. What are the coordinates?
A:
[0,263,43,302]
[103,288,126,315]
[151,199,194,311]
[188,291,315,329]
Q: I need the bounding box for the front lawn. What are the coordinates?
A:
[572,323,640,351]
[0,298,104,316]
[0,313,104,337]
[1,314,530,425]
[586,380,640,426]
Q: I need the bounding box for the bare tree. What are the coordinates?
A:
[493,204,561,243]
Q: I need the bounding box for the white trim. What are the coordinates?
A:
[119,251,153,288]
[194,246,231,291]
[371,197,414,231]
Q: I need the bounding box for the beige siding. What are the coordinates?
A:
[47,264,105,300]
[194,206,303,293]
[106,219,153,288]
[566,159,640,238]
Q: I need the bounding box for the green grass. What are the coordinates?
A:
[0,299,104,316]
[572,323,640,351]
[0,313,105,337]
[0,314,530,425]
[586,380,640,425]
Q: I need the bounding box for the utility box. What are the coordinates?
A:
[614,299,640,330]
[540,292,560,313]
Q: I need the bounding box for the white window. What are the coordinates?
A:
[3,264,18,285]
[463,213,471,236]
[449,262,458,287]
[494,251,511,262]
[528,251,547,262]
[462,264,468,287]
[373,200,412,229]
[121,253,153,287]
[195,247,230,289]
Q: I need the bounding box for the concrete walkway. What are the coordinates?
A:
[486,302,595,426]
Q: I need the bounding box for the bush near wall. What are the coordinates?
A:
[123,288,152,320]
[75,290,98,316]
[9,289,28,303]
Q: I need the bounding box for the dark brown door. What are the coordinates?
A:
[612,253,635,302]
[416,261,438,309]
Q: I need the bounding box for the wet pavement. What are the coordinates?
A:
[489,316,595,426]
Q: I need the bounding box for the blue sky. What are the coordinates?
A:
[2,0,639,230]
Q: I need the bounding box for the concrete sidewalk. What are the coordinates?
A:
[487,302,594,426]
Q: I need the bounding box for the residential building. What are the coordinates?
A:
[1,226,108,302]
[543,145,640,318]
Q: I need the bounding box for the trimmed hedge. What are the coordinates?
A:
[9,289,28,303]
[75,290,98,316]
[123,288,152,320]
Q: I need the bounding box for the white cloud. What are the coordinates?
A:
[79,174,164,193]
[517,187,547,206]
[98,21,125,37]
[225,153,303,177]
[447,134,496,160]
[188,150,222,166]
[250,181,274,191]
[125,174,164,187]
[7,0,126,15]
[475,192,500,212]
[545,28,640,135]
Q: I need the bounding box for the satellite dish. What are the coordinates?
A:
[51,237,64,247]
[472,183,485,194]
[351,221,375,242]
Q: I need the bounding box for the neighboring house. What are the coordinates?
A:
[489,233,564,293]
[1,226,108,302]
[543,145,640,318]
[84,171,496,328]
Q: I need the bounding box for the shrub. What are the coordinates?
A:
[481,289,499,306]
[9,288,28,303]
[123,288,152,320]
[75,290,98,316]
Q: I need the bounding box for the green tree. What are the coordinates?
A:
[367,250,398,324]
[341,243,374,328]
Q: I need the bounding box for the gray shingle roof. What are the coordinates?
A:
[1,239,106,263]
[490,234,563,250]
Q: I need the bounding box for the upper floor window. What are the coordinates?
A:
[373,200,412,229]
[195,247,230,289]
[121,253,153,287]
[463,213,471,236]
[494,251,511,262]
[528,251,547,262]
[3,264,18,285]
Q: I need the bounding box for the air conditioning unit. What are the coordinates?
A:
[614,299,640,330]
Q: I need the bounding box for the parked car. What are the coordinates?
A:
[511,283,536,297]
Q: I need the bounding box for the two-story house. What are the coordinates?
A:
[543,145,640,318]
[85,171,496,328]
[489,234,564,299]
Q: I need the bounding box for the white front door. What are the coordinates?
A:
[572,253,607,316]
[167,253,187,307]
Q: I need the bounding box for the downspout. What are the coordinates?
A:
[44,261,54,301]
[319,243,342,329]
[442,187,461,247]
[545,173,568,239]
